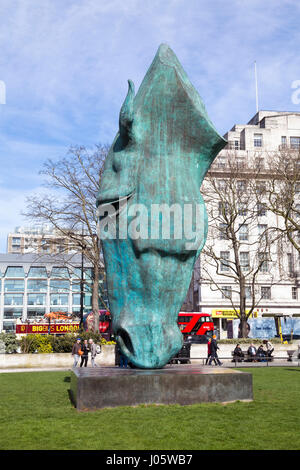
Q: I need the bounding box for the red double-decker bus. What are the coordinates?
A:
[177,312,214,342]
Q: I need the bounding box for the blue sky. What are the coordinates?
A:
[1,0,300,251]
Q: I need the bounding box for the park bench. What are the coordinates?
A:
[231,350,274,363]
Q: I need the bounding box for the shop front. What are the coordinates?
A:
[211,308,258,339]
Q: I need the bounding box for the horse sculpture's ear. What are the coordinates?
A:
[119,79,135,141]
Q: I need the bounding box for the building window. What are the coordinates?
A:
[257,203,267,216]
[50,280,70,293]
[4,294,23,306]
[4,279,25,292]
[261,286,271,299]
[28,267,48,278]
[219,223,229,240]
[27,307,45,318]
[5,266,25,277]
[50,294,69,306]
[27,279,48,292]
[239,224,248,241]
[281,136,287,148]
[287,253,294,274]
[51,267,69,278]
[254,133,263,147]
[245,286,252,299]
[292,287,298,300]
[3,308,22,320]
[240,252,249,271]
[218,201,229,216]
[2,321,16,332]
[221,286,232,299]
[236,180,247,193]
[12,237,21,245]
[220,251,230,271]
[290,136,300,149]
[72,281,81,293]
[258,252,269,273]
[72,294,81,305]
[238,203,247,216]
[27,294,46,306]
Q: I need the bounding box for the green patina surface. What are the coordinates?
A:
[97,44,226,368]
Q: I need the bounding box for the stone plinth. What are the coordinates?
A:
[70,365,253,410]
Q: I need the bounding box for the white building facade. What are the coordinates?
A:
[196,110,300,338]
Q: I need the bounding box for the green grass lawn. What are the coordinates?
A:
[0,367,299,450]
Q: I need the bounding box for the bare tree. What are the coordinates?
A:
[201,151,281,337]
[262,147,300,253]
[24,144,108,332]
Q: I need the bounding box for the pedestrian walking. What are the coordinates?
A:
[89,338,99,367]
[80,339,89,367]
[205,337,217,365]
[72,337,82,368]
[208,335,222,366]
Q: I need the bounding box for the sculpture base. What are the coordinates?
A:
[70,365,253,410]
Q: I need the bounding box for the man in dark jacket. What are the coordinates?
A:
[208,335,222,366]
[233,343,244,362]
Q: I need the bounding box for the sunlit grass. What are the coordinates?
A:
[0,368,299,450]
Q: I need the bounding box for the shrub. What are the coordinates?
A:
[20,334,53,353]
[0,332,19,353]
[49,333,77,353]
[19,331,116,354]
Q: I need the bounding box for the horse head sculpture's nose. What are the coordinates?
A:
[115,320,183,369]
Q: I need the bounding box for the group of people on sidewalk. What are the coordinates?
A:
[72,337,101,368]
[205,336,275,366]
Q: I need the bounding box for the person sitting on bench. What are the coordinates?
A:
[233,343,244,362]
[247,343,257,361]
[256,344,266,362]
[263,339,274,357]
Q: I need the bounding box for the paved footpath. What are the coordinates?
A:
[1,359,300,373]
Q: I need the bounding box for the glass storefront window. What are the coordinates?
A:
[2,321,16,332]
[4,308,23,319]
[5,266,25,277]
[28,267,48,278]
[50,294,69,306]
[51,267,69,278]
[72,281,81,292]
[27,307,45,318]
[84,294,92,307]
[4,279,25,292]
[50,280,69,292]
[4,294,23,305]
[27,279,48,292]
[72,268,81,279]
[27,294,46,305]
[72,294,81,305]
[72,267,93,280]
